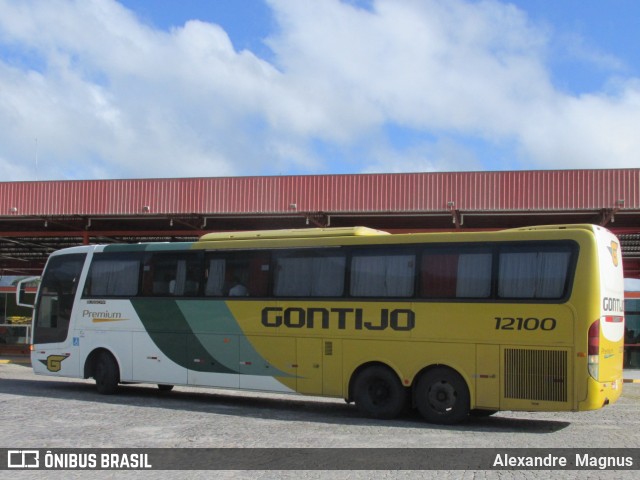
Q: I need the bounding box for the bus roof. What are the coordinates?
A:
[509,224,604,233]
[198,226,390,242]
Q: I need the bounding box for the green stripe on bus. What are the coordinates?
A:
[131,298,293,377]
[131,298,236,374]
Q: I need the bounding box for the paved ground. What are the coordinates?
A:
[1,360,638,479]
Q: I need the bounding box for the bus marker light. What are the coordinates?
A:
[588,321,600,356]
[604,316,623,323]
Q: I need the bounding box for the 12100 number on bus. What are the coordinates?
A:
[495,317,557,331]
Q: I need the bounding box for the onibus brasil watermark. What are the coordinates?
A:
[3,448,639,470]
[493,453,634,470]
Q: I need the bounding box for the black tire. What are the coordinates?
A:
[414,367,470,424]
[470,409,497,417]
[94,352,120,395]
[157,384,174,392]
[353,365,407,420]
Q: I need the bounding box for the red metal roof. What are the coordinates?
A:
[1,169,640,277]
[1,169,639,216]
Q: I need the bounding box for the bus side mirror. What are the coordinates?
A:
[16,276,40,308]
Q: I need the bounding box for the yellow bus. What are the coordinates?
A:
[21,224,625,424]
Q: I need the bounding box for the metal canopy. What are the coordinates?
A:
[1,169,639,277]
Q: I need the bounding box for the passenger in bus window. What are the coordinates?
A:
[229,276,249,296]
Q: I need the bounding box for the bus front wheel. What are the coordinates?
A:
[353,365,407,420]
[414,367,469,424]
[94,352,120,395]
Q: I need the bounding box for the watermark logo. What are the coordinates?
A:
[8,450,39,469]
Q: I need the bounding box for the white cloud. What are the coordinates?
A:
[267,0,640,169]
[0,0,639,180]
[0,0,284,179]
[267,0,554,134]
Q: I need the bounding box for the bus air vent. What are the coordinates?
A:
[324,341,333,356]
[504,348,568,402]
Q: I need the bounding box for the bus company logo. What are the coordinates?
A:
[261,306,416,331]
[607,241,619,267]
[8,450,39,469]
[39,354,68,372]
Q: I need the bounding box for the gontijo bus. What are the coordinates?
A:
[18,224,625,424]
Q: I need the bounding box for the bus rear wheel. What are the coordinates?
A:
[353,365,407,420]
[414,367,469,424]
[94,352,120,395]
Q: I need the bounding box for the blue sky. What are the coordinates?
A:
[1,0,639,181]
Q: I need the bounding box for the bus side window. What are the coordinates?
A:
[420,248,492,299]
[84,253,141,297]
[497,246,572,299]
[350,249,415,298]
[273,251,345,297]
[204,252,270,298]
[420,253,458,297]
[142,253,202,297]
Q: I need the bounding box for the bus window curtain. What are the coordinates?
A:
[499,251,569,298]
[170,260,187,295]
[456,253,492,297]
[275,257,312,296]
[90,260,139,296]
[312,257,345,296]
[385,255,414,297]
[499,252,537,298]
[351,255,414,297]
[351,256,387,297]
[205,259,226,296]
[274,256,345,297]
[536,252,570,298]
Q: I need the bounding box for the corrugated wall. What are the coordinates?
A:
[1,169,638,216]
